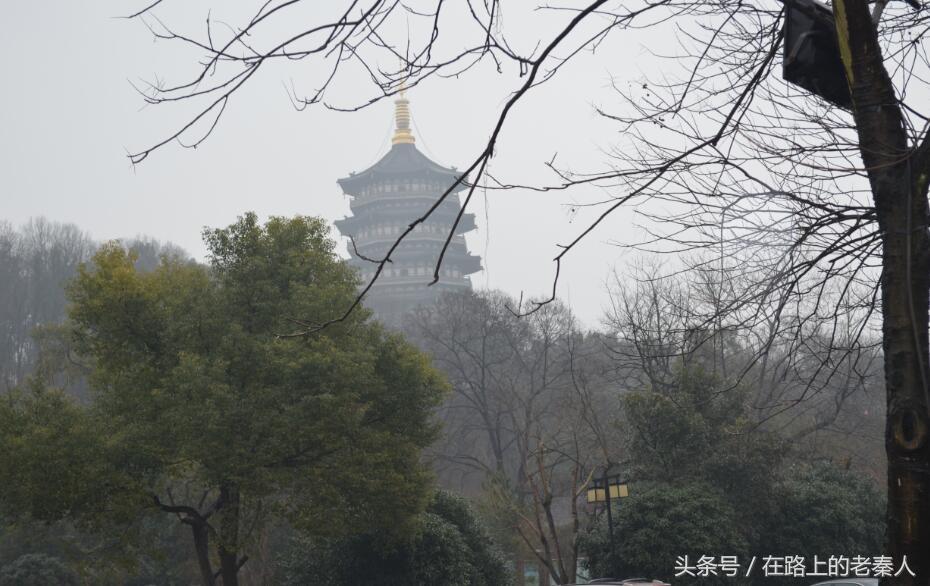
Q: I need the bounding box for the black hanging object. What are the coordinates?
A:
[782,0,853,109]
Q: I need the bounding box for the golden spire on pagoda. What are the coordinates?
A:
[392,83,415,145]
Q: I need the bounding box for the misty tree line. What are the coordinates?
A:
[0,218,185,395]
[403,260,886,584]
[0,215,507,586]
[0,216,886,585]
[114,0,930,578]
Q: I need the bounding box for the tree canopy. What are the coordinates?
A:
[581,365,884,585]
[277,490,511,586]
[0,213,448,586]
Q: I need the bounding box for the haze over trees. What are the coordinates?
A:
[0,214,449,585]
[115,1,930,578]
[408,282,885,584]
[0,218,185,396]
[0,212,887,583]
[5,0,928,579]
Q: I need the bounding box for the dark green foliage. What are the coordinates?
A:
[0,513,191,586]
[581,365,885,584]
[0,214,448,584]
[278,491,511,586]
[757,463,885,581]
[0,383,133,527]
[621,366,785,490]
[580,482,748,584]
[0,554,79,586]
[427,492,511,586]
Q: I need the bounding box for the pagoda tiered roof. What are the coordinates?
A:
[338,142,467,195]
[332,88,481,325]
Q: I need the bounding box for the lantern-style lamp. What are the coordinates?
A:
[782,0,852,109]
[586,480,629,504]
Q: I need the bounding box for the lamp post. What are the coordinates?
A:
[586,472,629,551]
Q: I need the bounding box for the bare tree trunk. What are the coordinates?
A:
[881,180,930,584]
[835,1,930,582]
[190,522,215,586]
[218,485,241,586]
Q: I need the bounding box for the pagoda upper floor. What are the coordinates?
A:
[332,88,482,325]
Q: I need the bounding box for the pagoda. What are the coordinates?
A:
[334,90,482,326]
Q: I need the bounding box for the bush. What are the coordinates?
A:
[580,464,885,586]
[580,482,748,584]
[0,554,79,586]
[278,491,511,586]
[754,463,884,585]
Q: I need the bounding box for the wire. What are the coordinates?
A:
[409,107,440,162]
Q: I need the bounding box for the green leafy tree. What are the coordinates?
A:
[278,491,511,586]
[0,383,124,526]
[0,214,447,586]
[757,463,885,584]
[622,366,785,511]
[581,469,883,585]
[580,482,748,584]
[582,366,884,584]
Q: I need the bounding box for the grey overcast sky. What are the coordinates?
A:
[1,1,666,326]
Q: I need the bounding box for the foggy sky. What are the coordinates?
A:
[1,1,662,327]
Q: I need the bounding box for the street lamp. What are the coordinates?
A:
[586,472,629,551]
[781,0,920,108]
[782,0,851,109]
